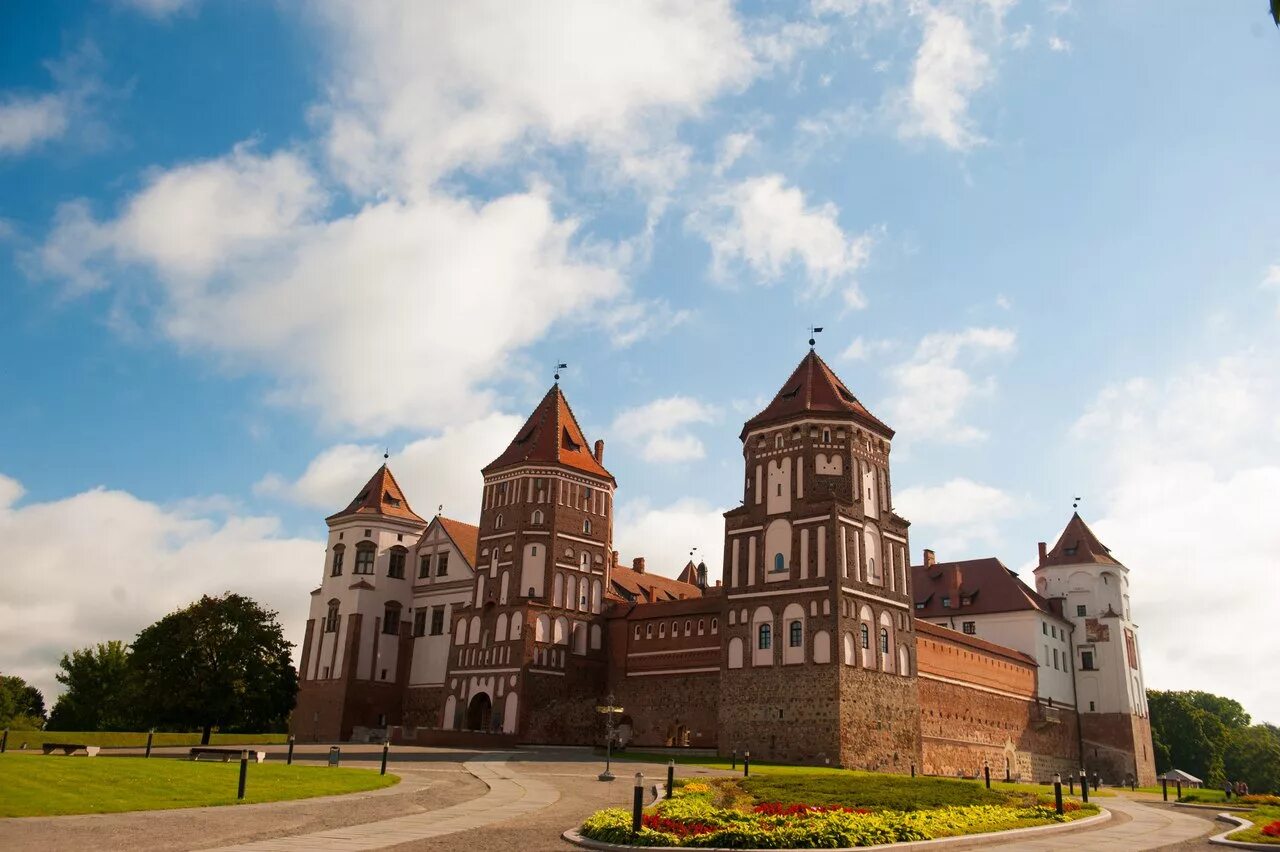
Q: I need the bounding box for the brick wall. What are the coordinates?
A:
[520,660,608,744]
[838,667,922,773]
[611,670,719,748]
[402,684,446,729]
[1081,712,1157,786]
[719,664,842,765]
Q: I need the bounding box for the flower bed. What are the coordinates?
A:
[579,778,1096,849]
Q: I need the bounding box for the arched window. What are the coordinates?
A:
[580,552,590,568]
[532,509,544,525]
[822,428,831,443]
[685,620,692,635]
[860,623,869,649]
[659,623,666,638]
[758,623,772,650]
[634,625,640,640]
[789,620,803,647]
[495,513,504,529]
[879,627,889,654]
[711,618,718,634]
[330,545,345,576]
[324,600,340,633]
[583,519,592,535]
[354,542,376,575]
[775,434,783,449]
[382,602,402,635]
[773,552,785,573]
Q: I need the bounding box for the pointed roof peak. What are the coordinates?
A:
[483,384,613,481]
[326,463,425,525]
[740,349,892,440]
[1040,512,1120,567]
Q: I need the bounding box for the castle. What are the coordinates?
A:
[292,349,1157,786]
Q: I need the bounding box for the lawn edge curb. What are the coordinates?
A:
[561,807,1111,851]
[1209,812,1277,850]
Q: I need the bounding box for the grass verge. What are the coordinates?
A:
[1228,804,1280,845]
[0,752,396,817]
[1,731,289,750]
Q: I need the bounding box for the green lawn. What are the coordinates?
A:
[1,731,289,750]
[1229,804,1280,845]
[0,753,397,817]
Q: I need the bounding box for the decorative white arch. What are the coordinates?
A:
[813,630,831,664]
[509,611,523,640]
[467,615,481,644]
[728,636,744,669]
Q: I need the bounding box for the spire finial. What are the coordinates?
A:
[808,325,824,348]
[1072,496,1082,510]
[437,503,443,516]
[383,448,389,461]
[553,361,568,382]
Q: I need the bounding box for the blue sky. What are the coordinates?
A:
[2,1,1278,722]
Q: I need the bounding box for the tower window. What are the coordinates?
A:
[775,435,783,449]
[758,623,772,650]
[941,595,950,608]
[773,553,785,573]
[962,621,976,635]
[354,543,376,575]
[1077,604,1087,616]
[430,607,444,635]
[331,545,345,577]
[583,519,592,535]
[1081,651,1096,671]
[324,600,340,633]
[822,429,831,443]
[382,602,402,634]
[789,621,802,647]
[419,554,430,578]
[532,509,544,525]
[860,624,869,649]
[495,513,504,529]
[879,627,889,654]
[387,548,406,579]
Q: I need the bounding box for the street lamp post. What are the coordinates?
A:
[596,693,624,781]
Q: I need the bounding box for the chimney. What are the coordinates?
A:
[611,549,619,566]
[1038,542,1047,564]
[923,548,936,567]
[944,563,963,604]
[633,556,646,574]
[594,439,605,464]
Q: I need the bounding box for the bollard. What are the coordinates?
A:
[287,735,295,766]
[743,751,750,778]
[666,760,674,798]
[145,730,154,759]
[631,772,645,835]
[1162,777,1168,801]
[1069,776,1074,795]
[237,750,249,801]
[910,763,915,778]
[381,740,389,776]
[984,764,991,789]
[1053,774,1064,816]
[1176,779,1182,799]
[1081,771,1089,803]
[1,728,7,754]
[731,749,736,770]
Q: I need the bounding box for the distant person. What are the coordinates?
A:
[1225,781,1233,800]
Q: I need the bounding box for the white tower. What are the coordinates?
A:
[1033,512,1156,786]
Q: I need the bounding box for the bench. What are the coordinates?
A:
[189,747,266,763]
[42,743,100,757]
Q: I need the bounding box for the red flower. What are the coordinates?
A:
[1261,821,1280,838]
[642,813,716,837]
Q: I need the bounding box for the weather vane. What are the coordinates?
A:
[554,361,568,382]
[808,325,824,348]
[383,448,389,460]
[1072,496,1082,509]
[437,504,443,516]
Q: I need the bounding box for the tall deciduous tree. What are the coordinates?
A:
[130,593,297,744]
[0,674,46,729]
[46,641,137,731]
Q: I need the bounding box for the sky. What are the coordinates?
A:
[2,1,1278,725]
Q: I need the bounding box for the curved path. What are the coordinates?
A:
[967,794,1214,851]
[209,754,559,851]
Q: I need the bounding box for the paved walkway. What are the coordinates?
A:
[209,755,559,851]
[973,794,1216,851]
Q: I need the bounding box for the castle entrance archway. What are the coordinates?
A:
[466,692,493,731]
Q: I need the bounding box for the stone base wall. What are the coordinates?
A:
[612,671,719,749]
[838,667,922,773]
[291,679,348,742]
[402,685,447,729]
[718,664,841,765]
[918,676,1079,782]
[1081,712,1157,787]
[521,660,608,745]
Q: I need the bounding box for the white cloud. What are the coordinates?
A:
[601,298,694,349]
[1071,354,1280,722]
[118,0,199,17]
[841,335,893,361]
[714,131,756,175]
[1047,36,1071,53]
[611,396,718,463]
[0,475,318,704]
[895,477,1022,554]
[688,173,874,308]
[995,293,1012,310]
[882,326,1016,443]
[313,0,757,195]
[256,413,524,523]
[614,498,728,579]
[0,93,70,156]
[34,148,626,434]
[893,7,993,150]
[1262,264,1280,313]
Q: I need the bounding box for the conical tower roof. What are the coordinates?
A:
[326,464,426,524]
[483,384,613,481]
[740,349,892,440]
[676,560,700,585]
[1040,512,1120,567]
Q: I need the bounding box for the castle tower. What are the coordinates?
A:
[1034,513,1157,786]
[293,464,427,741]
[437,383,616,739]
[718,349,922,769]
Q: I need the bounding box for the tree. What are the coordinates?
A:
[1185,691,1250,730]
[1148,690,1229,785]
[1225,725,1280,793]
[46,641,137,731]
[130,593,297,744]
[0,674,46,729]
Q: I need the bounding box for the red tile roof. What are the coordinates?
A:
[916,620,1039,667]
[436,516,479,569]
[483,384,613,481]
[740,349,892,440]
[325,464,426,524]
[607,562,703,604]
[912,557,1063,620]
[1039,512,1120,567]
